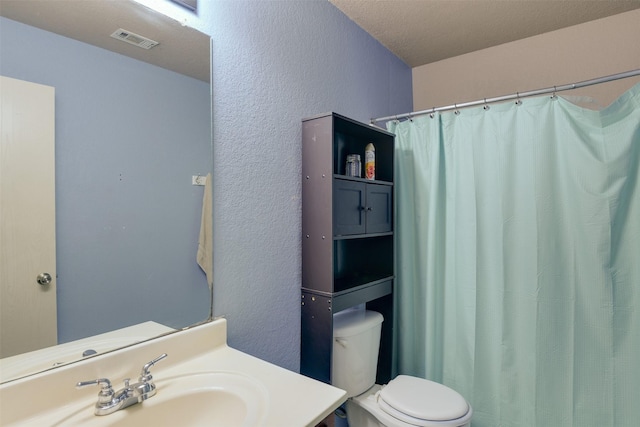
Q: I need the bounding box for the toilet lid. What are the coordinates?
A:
[378,375,469,424]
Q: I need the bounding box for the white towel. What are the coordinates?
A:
[197,173,213,290]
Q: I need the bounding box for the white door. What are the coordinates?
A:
[0,75,57,358]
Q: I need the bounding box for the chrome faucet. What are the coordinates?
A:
[76,353,167,416]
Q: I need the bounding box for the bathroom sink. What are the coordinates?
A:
[51,372,269,427]
[1,319,345,427]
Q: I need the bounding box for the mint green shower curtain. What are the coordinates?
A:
[388,83,640,426]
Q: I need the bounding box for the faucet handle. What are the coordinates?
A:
[76,378,115,404]
[139,353,168,382]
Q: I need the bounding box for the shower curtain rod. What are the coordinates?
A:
[370,69,640,124]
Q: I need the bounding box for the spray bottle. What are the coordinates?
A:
[365,143,375,180]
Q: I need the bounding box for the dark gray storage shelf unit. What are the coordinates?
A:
[301,112,395,387]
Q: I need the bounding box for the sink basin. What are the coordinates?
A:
[51,372,269,427]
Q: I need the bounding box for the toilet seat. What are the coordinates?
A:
[376,375,471,426]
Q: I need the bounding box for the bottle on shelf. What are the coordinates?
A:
[365,143,375,180]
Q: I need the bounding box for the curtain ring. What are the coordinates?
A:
[454,104,460,115]
[429,107,436,119]
[483,98,490,110]
[551,86,558,100]
[515,92,522,106]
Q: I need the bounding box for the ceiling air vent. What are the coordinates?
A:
[110,29,159,50]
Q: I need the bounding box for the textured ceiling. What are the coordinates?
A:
[3,1,639,77]
[329,0,640,67]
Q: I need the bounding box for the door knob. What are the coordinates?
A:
[37,272,52,286]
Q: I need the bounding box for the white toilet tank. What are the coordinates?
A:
[332,309,384,398]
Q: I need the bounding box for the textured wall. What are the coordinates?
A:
[412,9,640,111]
[0,1,412,372]
[202,1,413,371]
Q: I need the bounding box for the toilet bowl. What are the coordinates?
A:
[346,378,472,427]
[332,309,472,427]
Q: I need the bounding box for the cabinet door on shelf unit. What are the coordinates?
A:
[365,184,392,234]
[334,179,366,236]
[333,179,393,236]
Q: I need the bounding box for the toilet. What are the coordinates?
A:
[332,309,473,427]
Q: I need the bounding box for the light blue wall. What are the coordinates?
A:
[0,17,212,342]
[1,0,412,372]
[202,1,413,372]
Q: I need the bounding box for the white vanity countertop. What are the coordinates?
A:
[0,321,175,383]
[0,318,346,427]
